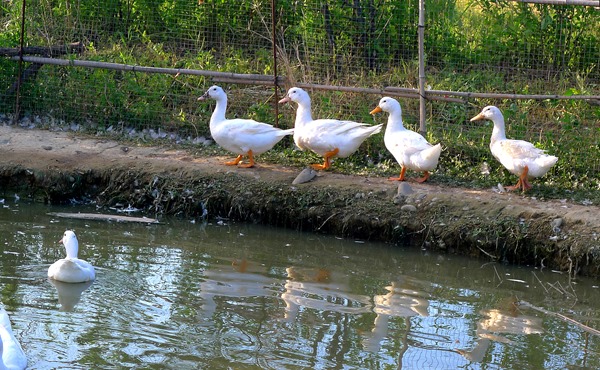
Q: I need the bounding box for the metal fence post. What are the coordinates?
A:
[272,0,279,127]
[14,0,27,124]
[418,0,427,136]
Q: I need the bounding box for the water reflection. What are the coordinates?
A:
[363,278,430,353]
[282,266,372,322]
[0,203,599,369]
[198,258,280,319]
[456,305,544,363]
[47,279,93,312]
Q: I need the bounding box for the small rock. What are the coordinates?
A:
[292,167,317,184]
[415,194,427,202]
[192,136,207,145]
[397,182,414,196]
[374,188,390,198]
[400,204,417,213]
[551,217,563,233]
[42,145,52,150]
[480,161,490,175]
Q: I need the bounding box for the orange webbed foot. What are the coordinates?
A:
[505,179,527,192]
[388,167,407,182]
[311,163,328,170]
[522,178,532,191]
[504,183,521,192]
[506,167,531,192]
[414,171,430,183]
[225,155,243,166]
[238,151,255,168]
[311,148,339,171]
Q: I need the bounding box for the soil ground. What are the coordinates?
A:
[1,125,599,277]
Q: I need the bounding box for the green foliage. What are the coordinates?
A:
[0,0,598,203]
[465,0,599,72]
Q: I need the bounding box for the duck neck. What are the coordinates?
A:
[385,110,406,133]
[490,116,507,143]
[294,100,313,127]
[65,240,79,259]
[210,96,228,128]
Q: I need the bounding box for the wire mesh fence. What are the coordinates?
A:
[1,0,599,192]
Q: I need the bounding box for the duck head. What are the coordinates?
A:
[470,105,503,122]
[370,97,402,115]
[198,85,226,102]
[278,87,310,105]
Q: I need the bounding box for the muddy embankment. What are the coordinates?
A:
[1,125,599,277]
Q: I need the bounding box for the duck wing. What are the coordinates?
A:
[387,130,433,156]
[496,139,549,160]
[232,121,290,136]
[314,119,373,136]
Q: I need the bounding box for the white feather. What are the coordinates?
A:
[48,230,95,283]
[199,86,293,157]
[0,308,27,370]
[471,106,558,179]
[280,87,383,159]
[373,97,441,174]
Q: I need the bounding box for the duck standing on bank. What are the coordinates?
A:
[199,86,294,168]
[48,230,96,283]
[470,105,558,192]
[0,308,27,370]
[370,97,441,182]
[279,87,383,170]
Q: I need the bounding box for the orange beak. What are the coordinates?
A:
[470,112,485,122]
[370,106,382,115]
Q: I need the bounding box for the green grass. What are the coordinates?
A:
[1,0,599,205]
[3,50,598,205]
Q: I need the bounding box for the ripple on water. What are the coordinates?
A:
[2,209,600,369]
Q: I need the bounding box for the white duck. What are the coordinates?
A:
[279,87,383,170]
[0,308,27,370]
[370,97,442,182]
[470,105,558,192]
[48,230,96,283]
[198,85,294,168]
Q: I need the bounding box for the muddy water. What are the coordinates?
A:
[1,202,599,369]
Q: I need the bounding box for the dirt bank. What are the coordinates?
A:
[1,125,599,277]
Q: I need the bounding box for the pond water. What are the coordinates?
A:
[1,201,599,369]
